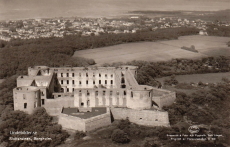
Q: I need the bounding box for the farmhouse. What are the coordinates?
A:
[13,66,176,132]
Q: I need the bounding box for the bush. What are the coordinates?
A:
[117,118,131,130]
[164,75,178,86]
[74,131,86,139]
[111,129,130,143]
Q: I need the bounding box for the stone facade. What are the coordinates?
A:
[13,65,176,132]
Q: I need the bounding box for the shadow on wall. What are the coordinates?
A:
[54,73,62,93]
[110,109,115,122]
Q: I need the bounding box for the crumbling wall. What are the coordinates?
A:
[74,89,127,108]
[111,108,170,127]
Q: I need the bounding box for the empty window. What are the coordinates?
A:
[86,73,88,77]
[72,73,74,77]
[61,73,63,77]
[121,78,125,83]
[72,88,74,92]
[124,91,126,95]
[23,94,26,99]
[42,99,45,105]
[67,80,69,84]
[105,74,107,77]
[155,119,158,121]
[140,118,142,120]
[67,88,69,92]
[81,102,84,106]
[111,80,113,84]
[24,103,27,109]
[41,91,44,96]
[99,73,101,77]
[99,80,101,84]
[79,81,81,85]
[131,92,133,97]
[93,80,95,84]
[72,80,75,84]
[67,73,69,77]
[105,80,107,84]
[93,73,95,77]
[87,91,90,96]
[111,74,113,78]
[86,80,88,84]
[61,80,63,84]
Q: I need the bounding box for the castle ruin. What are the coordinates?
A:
[13,66,176,132]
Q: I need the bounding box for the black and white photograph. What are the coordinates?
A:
[0,0,230,146]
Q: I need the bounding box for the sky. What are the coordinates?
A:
[0,0,229,20]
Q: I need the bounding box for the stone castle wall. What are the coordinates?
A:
[58,113,86,131]
[110,107,170,127]
[43,97,74,116]
[153,91,176,109]
[13,86,40,114]
[85,112,111,132]
[58,110,111,132]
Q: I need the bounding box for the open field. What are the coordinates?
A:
[73,35,230,65]
[155,72,230,84]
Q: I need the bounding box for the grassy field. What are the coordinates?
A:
[155,72,230,84]
[73,35,230,65]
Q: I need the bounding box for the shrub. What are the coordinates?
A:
[117,118,131,130]
[74,131,86,139]
[111,129,130,143]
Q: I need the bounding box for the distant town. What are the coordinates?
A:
[1,15,229,41]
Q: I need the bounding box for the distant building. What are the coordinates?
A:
[13,66,176,132]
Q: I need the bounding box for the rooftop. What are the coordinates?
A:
[62,107,107,119]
